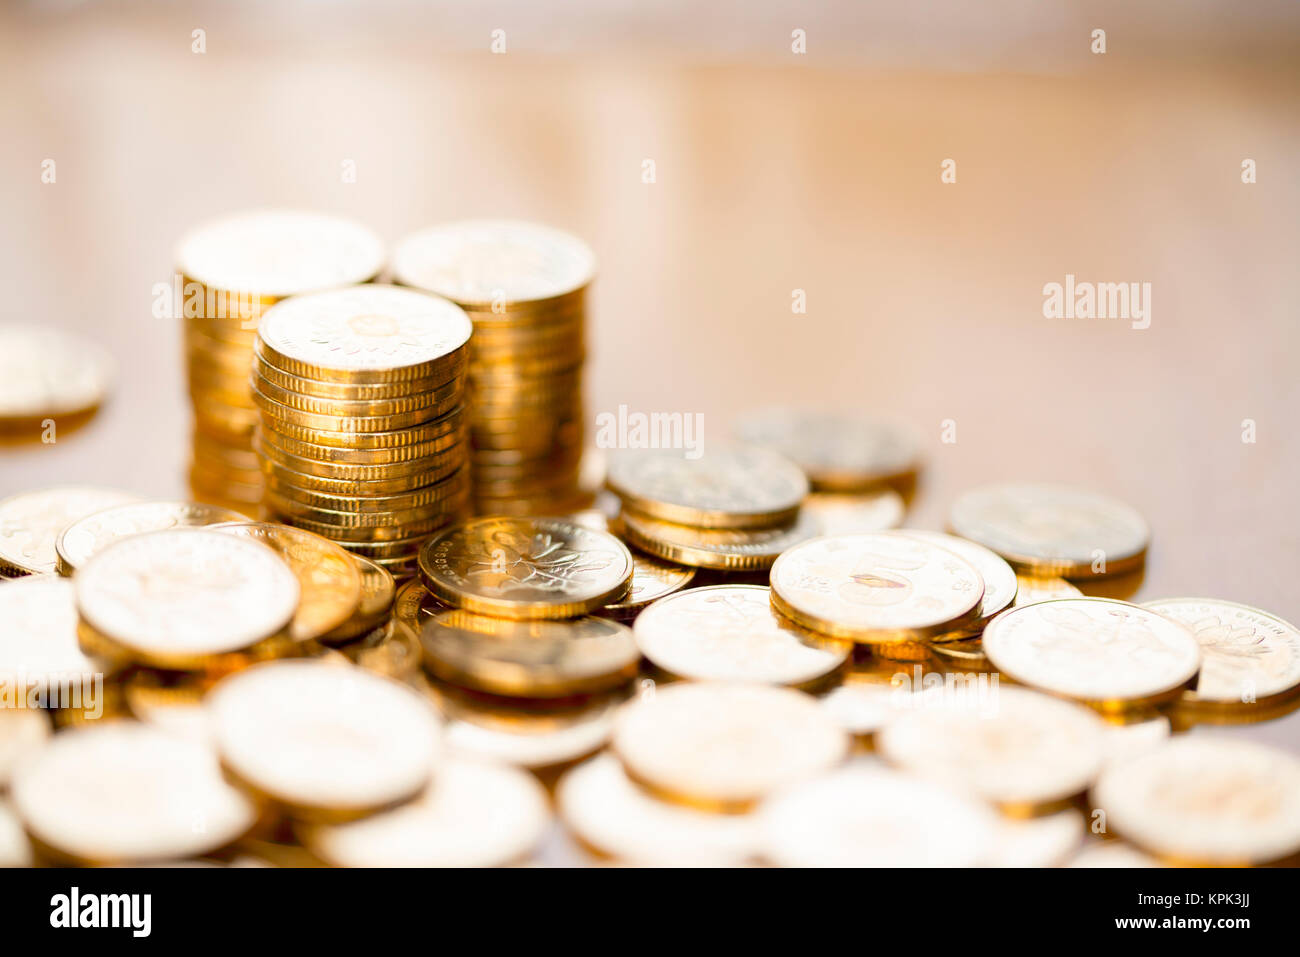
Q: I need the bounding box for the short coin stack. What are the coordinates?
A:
[606,445,818,572]
[392,220,596,516]
[175,210,386,514]
[251,284,474,579]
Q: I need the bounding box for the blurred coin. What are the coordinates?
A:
[0,324,114,425]
[616,509,818,571]
[988,810,1085,867]
[299,757,548,867]
[10,722,257,865]
[1013,574,1083,605]
[420,610,638,698]
[949,482,1149,578]
[757,765,997,867]
[769,532,984,644]
[927,636,989,668]
[1101,714,1171,768]
[802,489,904,535]
[122,670,215,742]
[0,487,140,577]
[558,754,759,866]
[600,550,695,620]
[418,517,633,620]
[734,408,920,492]
[0,576,105,696]
[612,682,847,812]
[902,530,1018,639]
[877,686,1107,815]
[208,660,441,822]
[0,800,32,867]
[1092,737,1300,866]
[1067,842,1162,868]
[1142,597,1300,710]
[633,585,850,687]
[75,529,300,669]
[606,445,807,529]
[341,620,422,681]
[55,501,245,575]
[981,598,1201,713]
[319,555,396,644]
[0,709,50,789]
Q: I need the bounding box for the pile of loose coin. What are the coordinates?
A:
[392,221,595,517]
[175,211,385,514]
[251,284,474,579]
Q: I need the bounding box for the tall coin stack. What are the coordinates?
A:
[174,210,386,515]
[391,220,596,516]
[250,284,474,580]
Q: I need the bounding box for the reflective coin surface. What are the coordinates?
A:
[0,487,141,577]
[56,501,245,575]
[617,509,819,571]
[901,529,1018,637]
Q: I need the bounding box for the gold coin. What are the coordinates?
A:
[757,766,997,867]
[121,669,215,741]
[0,576,106,697]
[769,531,985,644]
[75,528,300,667]
[734,408,920,492]
[260,455,462,497]
[1142,598,1300,710]
[1013,574,1083,605]
[633,585,850,687]
[818,679,917,740]
[251,367,465,419]
[801,489,905,535]
[611,682,848,813]
[254,353,467,402]
[1092,737,1300,865]
[418,517,633,620]
[9,721,257,864]
[949,482,1149,578]
[616,509,819,571]
[256,285,471,384]
[877,685,1107,815]
[298,756,549,867]
[208,660,441,822]
[252,385,463,434]
[211,522,362,642]
[600,551,695,620]
[175,210,384,300]
[55,501,246,575]
[392,219,596,306]
[558,754,759,866]
[0,324,114,424]
[255,423,466,471]
[605,445,808,530]
[343,621,422,680]
[278,511,457,544]
[902,530,1018,640]
[255,405,467,451]
[988,810,1085,867]
[0,487,141,577]
[319,555,396,644]
[981,598,1201,712]
[927,636,989,667]
[0,708,50,789]
[419,609,638,698]
[262,467,469,517]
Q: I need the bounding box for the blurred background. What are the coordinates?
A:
[2,0,1297,729]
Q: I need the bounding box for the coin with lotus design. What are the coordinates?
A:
[769,531,984,644]
[902,530,1018,640]
[418,517,633,619]
[734,408,920,491]
[981,598,1201,711]
[949,482,1149,578]
[634,585,849,686]
[606,445,808,529]
[55,501,245,575]
[1092,737,1300,865]
[600,551,695,619]
[0,487,141,577]
[1142,598,1300,709]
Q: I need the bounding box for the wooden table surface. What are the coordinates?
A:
[2,5,1297,759]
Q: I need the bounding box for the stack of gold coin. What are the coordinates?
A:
[251,284,474,579]
[391,220,596,515]
[174,210,385,514]
[606,445,817,573]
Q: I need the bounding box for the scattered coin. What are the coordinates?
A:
[758,765,998,867]
[208,660,441,822]
[611,682,848,812]
[10,721,257,864]
[558,754,759,866]
[74,529,300,669]
[988,810,1085,868]
[901,530,1018,639]
[1142,598,1300,710]
[0,487,140,577]
[769,532,984,644]
[0,708,50,789]
[949,482,1149,578]
[419,609,638,698]
[616,508,819,571]
[1092,736,1300,865]
[801,489,905,535]
[877,686,1107,814]
[319,555,396,644]
[606,445,808,529]
[599,550,695,621]
[0,324,114,427]
[0,576,105,700]
[55,501,246,575]
[0,800,32,867]
[418,517,633,620]
[299,756,549,867]
[1013,574,1083,606]
[981,598,1201,713]
[633,585,850,687]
